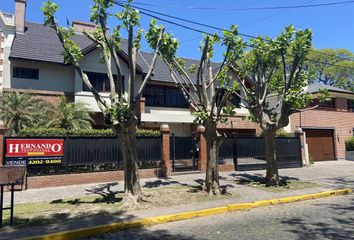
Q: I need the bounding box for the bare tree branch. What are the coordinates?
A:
[197,37,211,109]
[127,25,137,108]
[136,27,165,99]
[51,24,108,112]
[97,17,124,101]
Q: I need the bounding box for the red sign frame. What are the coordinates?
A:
[4,138,64,166]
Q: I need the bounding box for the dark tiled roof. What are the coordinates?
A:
[10,22,220,83]
[304,83,353,94]
[10,22,95,63]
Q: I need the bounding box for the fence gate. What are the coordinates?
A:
[237,136,302,171]
[218,136,302,171]
[170,133,198,172]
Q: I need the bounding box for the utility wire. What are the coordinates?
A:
[116,1,353,62]
[113,1,354,70]
[118,0,354,11]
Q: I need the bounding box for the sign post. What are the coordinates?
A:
[0,167,25,228]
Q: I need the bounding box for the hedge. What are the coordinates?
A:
[18,128,161,137]
[258,129,292,137]
[345,137,354,151]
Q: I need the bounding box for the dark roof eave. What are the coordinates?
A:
[9,56,69,66]
[311,89,354,96]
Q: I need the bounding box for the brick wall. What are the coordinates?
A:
[290,108,354,159]
[218,115,261,134]
[3,88,74,106]
[26,168,161,189]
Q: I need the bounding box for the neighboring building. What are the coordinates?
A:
[289,83,354,161]
[0,0,260,136]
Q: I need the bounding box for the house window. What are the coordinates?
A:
[311,98,336,110]
[347,99,354,112]
[216,89,241,108]
[143,84,189,108]
[83,72,124,93]
[13,67,39,79]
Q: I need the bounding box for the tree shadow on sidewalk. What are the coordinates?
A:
[0,209,131,236]
[50,182,123,205]
[143,177,234,194]
[229,173,300,186]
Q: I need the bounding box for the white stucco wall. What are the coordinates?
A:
[75,48,143,111]
[0,12,15,90]
[9,59,75,92]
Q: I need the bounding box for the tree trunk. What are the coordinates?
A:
[116,119,142,206]
[265,129,279,186]
[204,120,222,194]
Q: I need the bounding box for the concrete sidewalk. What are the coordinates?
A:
[4,160,354,205]
[0,161,353,239]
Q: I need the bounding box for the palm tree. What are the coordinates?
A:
[0,91,51,135]
[47,96,93,130]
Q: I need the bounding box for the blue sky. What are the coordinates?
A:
[1,0,354,61]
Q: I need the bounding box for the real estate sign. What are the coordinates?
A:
[4,139,64,166]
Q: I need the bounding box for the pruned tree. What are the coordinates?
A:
[231,26,314,186]
[147,26,245,194]
[41,0,172,205]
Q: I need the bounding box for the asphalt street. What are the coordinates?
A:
[91,194,354,240]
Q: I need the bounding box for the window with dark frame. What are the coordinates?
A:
[13,67,39,80]
[347,99,354,112]
[310,98,336,110]
[83,72,124,93]
[216,89,241,108]
[143,84,189,108]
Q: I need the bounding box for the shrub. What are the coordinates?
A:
[18,128,161,137]
[259,129,291,137]
[345,137,354,151]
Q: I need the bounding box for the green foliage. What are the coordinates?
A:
[259,129,291,137]
[42,1,83,64]
[18,128,161,137]
[46,96,93,130]
[345,137,354,151]
[305,48,354,91]
[115,1,140,29]
[106,94,133,124]
[90,0,113,26]
[193,108,209,125]
[241,25,313,126]
[146,18,179,62]
[188,64,197,74]
[317,88,331,103]
[0,92,52,136]
[41,1,59,27]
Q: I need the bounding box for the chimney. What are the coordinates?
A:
[72,20,110,34]
[15,0,27,34]
[72,21,97,33]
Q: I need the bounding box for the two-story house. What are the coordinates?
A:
[0,0,260,137]
[288,83,354,161]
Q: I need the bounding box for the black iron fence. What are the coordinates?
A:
[5,136,162,176]
[219,136,302,171]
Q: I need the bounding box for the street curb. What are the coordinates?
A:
[20,188,352,240]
